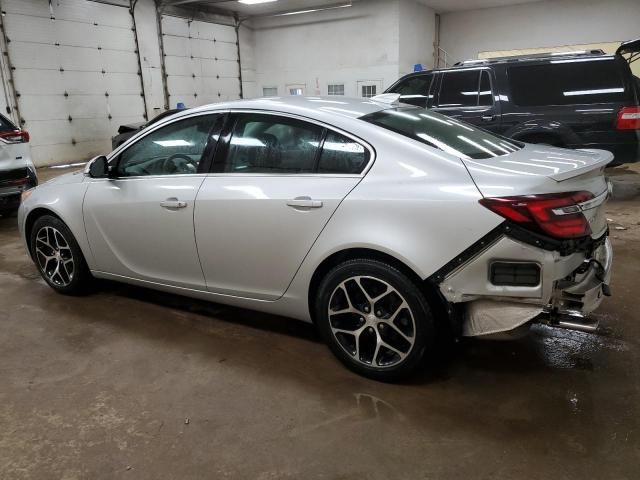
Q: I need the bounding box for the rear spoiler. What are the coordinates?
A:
[616,38,640,64]
[549,149,614,182]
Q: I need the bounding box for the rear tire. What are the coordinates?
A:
[315,258,435,381]
[30,215,94,295]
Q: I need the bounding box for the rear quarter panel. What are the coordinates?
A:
[281,130,503,320]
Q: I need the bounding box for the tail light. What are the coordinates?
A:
[479,191,594,239]
[616,106,640,130]
[0,129,29,143]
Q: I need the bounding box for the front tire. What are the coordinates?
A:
[315,258,435,381]
[30,215,93,295]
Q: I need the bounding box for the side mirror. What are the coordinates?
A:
[86,155,111,179]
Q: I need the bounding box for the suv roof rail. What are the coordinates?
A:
[454,49,607,66]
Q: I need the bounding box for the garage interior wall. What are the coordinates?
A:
[249,0,435,99]
[0,0,145,166]
[439,0,640,64]
[2,0,638,168]
[0,0,241,167]
[238,24,256,99]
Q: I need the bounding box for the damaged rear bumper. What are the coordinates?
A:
[433,227,612,337]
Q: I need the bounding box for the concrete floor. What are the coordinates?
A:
[1,166,640,479]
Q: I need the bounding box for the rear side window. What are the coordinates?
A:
[221,114,323,174]
[437,70,481,107]
[508,59,628,106]
[318,131,369,174]
[362,108,522,160]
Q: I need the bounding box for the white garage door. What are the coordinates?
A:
[161,15,241,109]
[1,0,145,166]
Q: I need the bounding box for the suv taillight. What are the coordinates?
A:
[479,191,594,239]
[0,129,29,143]
[616,106,640,130]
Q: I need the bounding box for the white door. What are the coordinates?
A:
[84,113,223,290]
[0,0,145,166]
[161,15,241,109]
[194,112,371,300]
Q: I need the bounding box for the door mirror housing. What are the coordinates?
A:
[86,155,111,178]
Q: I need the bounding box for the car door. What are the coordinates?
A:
[83,112,225,290]
[194,111,372,301]
[432,68,500,131]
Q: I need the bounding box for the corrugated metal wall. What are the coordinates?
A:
[160,15,241,109]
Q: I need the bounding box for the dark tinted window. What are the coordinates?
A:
[389,74,433,107]
[478,70,493,106]
[362,108,522,160]
[391,74,433,99]
[222,114,323,174]
[118,114,217,176]
[509,58,628,106]
[318,131,369,174]
[437,70,481,107]
[0,113,17,133]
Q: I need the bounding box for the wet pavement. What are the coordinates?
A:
[1,166,639,479]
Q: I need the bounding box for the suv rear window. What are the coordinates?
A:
[508,58,628,106]
[361,108,522,160]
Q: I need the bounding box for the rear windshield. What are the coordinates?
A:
[361,107,522,160]
[508,58,629,106]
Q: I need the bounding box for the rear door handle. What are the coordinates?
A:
[287,197,323,209]
[481,115,496,122]
[160,197,187,209]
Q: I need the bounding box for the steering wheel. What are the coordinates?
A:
[162,154,197,174]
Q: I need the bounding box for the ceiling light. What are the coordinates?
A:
[273,2,352,16]
[239,0,278,4]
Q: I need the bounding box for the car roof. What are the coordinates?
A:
[186,96,389,121]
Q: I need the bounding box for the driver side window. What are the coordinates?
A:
[117,114,218,177]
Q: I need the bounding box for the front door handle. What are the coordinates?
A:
[287,196,323,209]
[160,197,187,209]
[481,115,496,122]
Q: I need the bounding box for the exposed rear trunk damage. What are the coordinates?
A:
[434,145,614,337]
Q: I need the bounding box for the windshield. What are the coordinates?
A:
[361,107,522,160]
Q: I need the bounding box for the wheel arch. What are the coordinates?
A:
[24,208,65,258]
[307,247,449,327]
[507,121,579,146]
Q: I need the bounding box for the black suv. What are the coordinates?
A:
[386,39,640,164]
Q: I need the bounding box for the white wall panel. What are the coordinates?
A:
[161,15,240,108]
[2,0,145,166]
[440,0,640,64]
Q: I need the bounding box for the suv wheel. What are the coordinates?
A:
[30,215,93,295]
[315,258,435,381]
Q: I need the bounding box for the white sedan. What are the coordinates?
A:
[18,95,613,380]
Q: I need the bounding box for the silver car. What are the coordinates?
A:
[18,95,613,380]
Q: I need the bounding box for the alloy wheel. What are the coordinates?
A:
[328,276,416,368]
[35,226,75,287]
